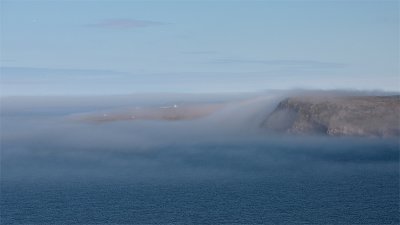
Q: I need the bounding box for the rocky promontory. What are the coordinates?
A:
[262,95,400,137]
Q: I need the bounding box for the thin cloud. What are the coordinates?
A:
[86,19,165,29]
[210,58,347,68]
[0,59,17,63]
[0,66,128,76]
[181,51,217,55]
[0,67,130,83]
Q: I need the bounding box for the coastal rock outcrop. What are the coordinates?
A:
[262,96,400,137]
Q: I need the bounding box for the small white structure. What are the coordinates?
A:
[160,104,178,109]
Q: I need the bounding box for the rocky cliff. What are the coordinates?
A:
[262,96,400,137]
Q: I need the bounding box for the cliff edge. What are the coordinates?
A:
[262,95,400,137]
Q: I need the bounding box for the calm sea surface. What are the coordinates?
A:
[1,139,399,224]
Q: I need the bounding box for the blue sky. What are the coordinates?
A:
[0,0,398,95]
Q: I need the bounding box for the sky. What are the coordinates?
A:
[0,0,399,95]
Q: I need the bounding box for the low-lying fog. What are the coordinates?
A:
[1,90,399,182]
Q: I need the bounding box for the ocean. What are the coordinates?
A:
[1,139,399,224]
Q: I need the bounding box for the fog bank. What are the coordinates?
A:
[1,90,399,182]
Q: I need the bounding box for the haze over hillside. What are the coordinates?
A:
[51,91,400,138]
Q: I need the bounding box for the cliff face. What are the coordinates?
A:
[262,96,400,137]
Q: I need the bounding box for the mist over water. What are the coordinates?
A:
[1,92,399,224]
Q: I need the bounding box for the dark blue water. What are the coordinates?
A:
[1,139,399,224]
[2,175,399,225]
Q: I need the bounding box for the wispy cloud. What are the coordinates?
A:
[210,59,347,68]
[0,59,17,63]
[181,51,217,55]
[86,19,165,29]
[0,67,129,81]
